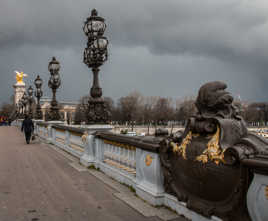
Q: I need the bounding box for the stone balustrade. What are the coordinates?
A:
[32,122,222,221]
[12,119,268,221]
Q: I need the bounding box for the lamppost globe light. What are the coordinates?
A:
[27,86,33,97]
[48,57,60,73]
[93,37,108,50]
[34,75,43,88]
[83,9,106,38]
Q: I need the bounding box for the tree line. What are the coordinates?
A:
[74,91,268,127]
[1,91,267,127]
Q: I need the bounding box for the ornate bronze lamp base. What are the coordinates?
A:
[35,106,43,120]
[86,97,110,124]
[47,105,61,121]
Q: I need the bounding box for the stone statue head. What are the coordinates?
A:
[195,81,237,119]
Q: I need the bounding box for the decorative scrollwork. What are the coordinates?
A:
[196,126,226,165]
[172,131,192,160]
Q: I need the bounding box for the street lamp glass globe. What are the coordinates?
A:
[93,37,108,50]
[35,75,43,88]
[48,57,60,73]
[83,9,106,37]
[28,86,33,96]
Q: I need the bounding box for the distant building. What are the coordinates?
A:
[40,97,78,122]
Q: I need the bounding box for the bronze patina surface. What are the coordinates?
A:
[160,81,268,221]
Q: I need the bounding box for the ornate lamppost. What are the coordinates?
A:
[19,99,23,116]
[18,100,23,118]
[34,75,43,120]
[27,86,34,117]
[83,9,110,124]
[48,57,61,121]
[21,92,28,116]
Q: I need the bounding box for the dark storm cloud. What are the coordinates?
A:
[0,0,268,104]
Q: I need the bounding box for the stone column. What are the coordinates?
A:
[64,111,67,122]
[13,83,26,106]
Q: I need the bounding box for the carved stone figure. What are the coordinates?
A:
[159,81,268,221]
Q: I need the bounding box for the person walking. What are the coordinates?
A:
[21,115,34,144]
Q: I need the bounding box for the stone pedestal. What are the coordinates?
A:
[86,98,111,124]
[47,107,61,121]
[13,83,26,105]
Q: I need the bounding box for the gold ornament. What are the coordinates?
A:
[15,71,28,84]
[171,126,226,165]
[145,154,153,166]
[196,126,226,165]
[172,131,193,160]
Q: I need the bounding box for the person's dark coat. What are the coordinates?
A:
[21,118,34,133]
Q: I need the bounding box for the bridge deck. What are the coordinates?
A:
[0,126,186,221]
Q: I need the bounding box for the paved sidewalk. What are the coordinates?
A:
[0,126,186,221]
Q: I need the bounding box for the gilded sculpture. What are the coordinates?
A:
[15,70,28,85]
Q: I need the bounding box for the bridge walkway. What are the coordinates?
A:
[0,126,185,221]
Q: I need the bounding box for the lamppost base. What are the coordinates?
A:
[86,97,110,124]
[47,106,61,121]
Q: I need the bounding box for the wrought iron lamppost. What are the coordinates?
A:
[19,101,24,118]
[19,99,23,116]
[48,57,61,121]
[21,92,28,116]
[27,86,34,117]
[18,100,23,118]
[83,9,110,124]
[34,75,43,120]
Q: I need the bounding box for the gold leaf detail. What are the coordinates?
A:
[196,126,226,165]
[145,155,153,166]
[172,131,193,159]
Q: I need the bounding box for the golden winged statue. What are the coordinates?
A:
[15,71,28,84]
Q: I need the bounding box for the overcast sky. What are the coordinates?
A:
[1,0,268,105]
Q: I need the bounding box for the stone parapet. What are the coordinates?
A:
[30,120,268,221]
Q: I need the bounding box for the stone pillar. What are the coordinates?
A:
[136,149,165,205]
[42,110,46,120]
[64,111,67,122]
[13,83,26,106]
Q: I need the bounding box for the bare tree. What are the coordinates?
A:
[140,96,158,134]
[74,95,89,124]
[117,91,143,130]
[245,102,268,126]
[0,103,15,118]
[175,97,197,125]
[153,97,174,126]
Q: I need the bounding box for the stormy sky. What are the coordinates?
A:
[1,0,268,105]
